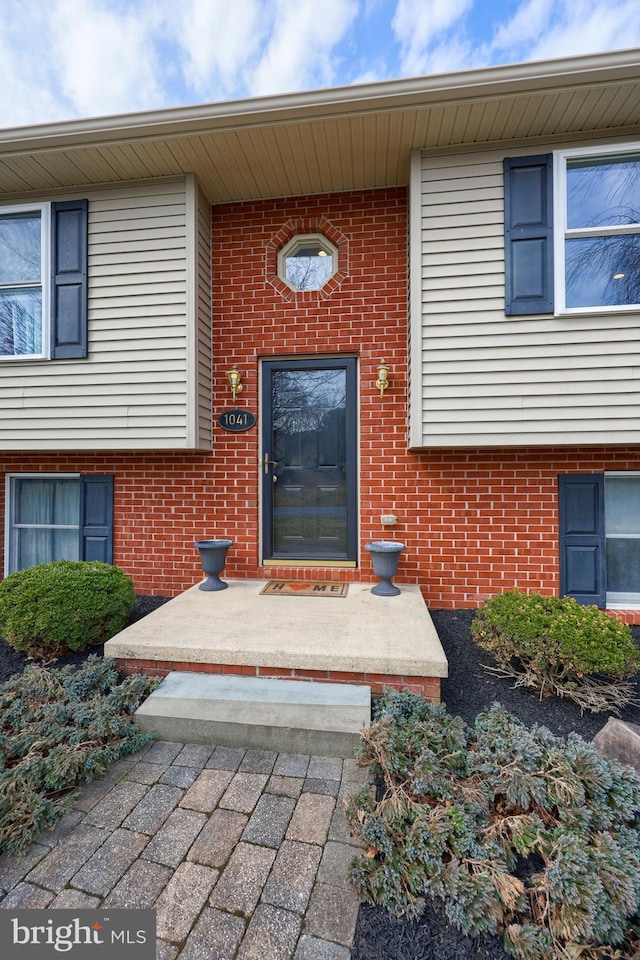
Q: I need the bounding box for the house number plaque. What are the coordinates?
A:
[217,409,256,432]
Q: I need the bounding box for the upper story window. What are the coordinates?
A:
[556,146,640,313]
[278,234,338,292]
[0,204,49,359]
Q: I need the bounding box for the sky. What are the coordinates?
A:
[1,0,639,129]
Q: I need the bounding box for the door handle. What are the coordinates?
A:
[263,453,278,474]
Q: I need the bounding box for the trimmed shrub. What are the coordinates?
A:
[471,589,640,713]
[0,560,135,659]
[346,689,640,960]
[0,656,157,853]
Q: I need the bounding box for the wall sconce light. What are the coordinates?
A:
[375,359,389,397]
[227,364,243,402]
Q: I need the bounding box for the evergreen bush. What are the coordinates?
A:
[0,560,135,659]
[0,656,157,854]
[346,689,640,960]
[471,589,640,713]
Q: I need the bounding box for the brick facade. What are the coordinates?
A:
[3,445,640,618]
[2,187,640,620]
[115,657,441,702]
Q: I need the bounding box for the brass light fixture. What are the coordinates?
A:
[375,359,389,397]
[227,364,243,402]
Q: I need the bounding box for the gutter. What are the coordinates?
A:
[0,47,638,154]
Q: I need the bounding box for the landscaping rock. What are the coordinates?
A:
[592,717,640,772]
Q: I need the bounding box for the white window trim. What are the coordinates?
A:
[4,472,80,575]
[604,470,640,609]
[277,233,338,292]
[0,201,51,361]
[554,143,640,317]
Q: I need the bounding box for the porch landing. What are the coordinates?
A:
[105,580,448,700]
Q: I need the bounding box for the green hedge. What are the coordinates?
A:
[0,560,135,659]
[470,589,640,713]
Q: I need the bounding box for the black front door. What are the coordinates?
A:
[261,358,357,562]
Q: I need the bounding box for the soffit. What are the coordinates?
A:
[0,50,639,203]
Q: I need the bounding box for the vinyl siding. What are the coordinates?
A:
[410,144,640,447]
[194,180,213,448]
[0,176,212,451]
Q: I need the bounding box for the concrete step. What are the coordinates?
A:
[134,672,372,759]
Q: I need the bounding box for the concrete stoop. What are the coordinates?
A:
[134,672,371,759]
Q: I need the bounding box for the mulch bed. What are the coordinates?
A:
[1,600,639,958]
[0,595,170,684]
[351,609,640,960]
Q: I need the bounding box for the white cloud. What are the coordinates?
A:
[0,5,64,126]
[177,0,267,98]
[389,0,640,82]
[527,0,640,61]
[392,0,473,76]
[249,0,359,96]
[0,0,639,130]
[490,0,555,54]
[175,0,359,101]
[49,0,165,117]
[418,38,486,76]
[489,0,640,64]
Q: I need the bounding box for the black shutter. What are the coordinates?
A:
[80,475,113,563]
[51,199,88,358]
[504,155,554,315]
[558,474,605,606]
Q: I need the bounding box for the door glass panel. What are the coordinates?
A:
[271,367,348,558]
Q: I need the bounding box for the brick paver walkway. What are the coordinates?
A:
[0,741,371,959]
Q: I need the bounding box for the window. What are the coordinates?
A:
[5,474,114,574]
[8,475,79,571]
[277,234,337,292]
[604,474,640,606]
[0,198,88,361]
[557,148,640,312]
[504,147,640,316]
[558,473,640,608]
[0,205,48,358]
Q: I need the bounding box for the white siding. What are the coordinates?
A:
[0,177,213,450]
[410,145,640,447]
[195,181,213,448]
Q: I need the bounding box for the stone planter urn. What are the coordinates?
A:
[194,539,233,591]
[365,541,405,597]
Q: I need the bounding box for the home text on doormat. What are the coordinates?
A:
[260,581,349,597]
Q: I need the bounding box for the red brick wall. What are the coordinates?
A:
[212,188,410,586]
[2,446,640,618]
[2,187,640,620]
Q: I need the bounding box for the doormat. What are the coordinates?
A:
[261,580,349,598]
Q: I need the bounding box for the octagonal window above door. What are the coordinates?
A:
[278,234,338,292]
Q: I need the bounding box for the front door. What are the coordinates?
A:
[261,358,357,563]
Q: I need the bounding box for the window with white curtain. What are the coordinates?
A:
[6,475,80,573]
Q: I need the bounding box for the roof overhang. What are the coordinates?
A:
[0,48,639,203]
